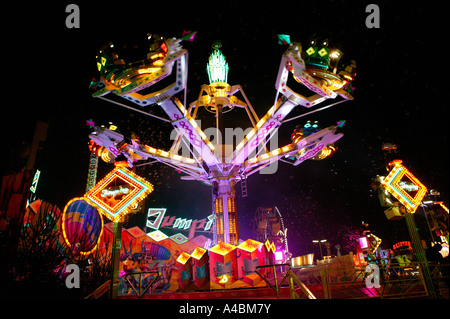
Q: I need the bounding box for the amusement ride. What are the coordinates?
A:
[87,32,355,247]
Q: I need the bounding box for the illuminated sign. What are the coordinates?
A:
[398,181,418,192]
[85,166,153,222]
[381,160,427,213]
[27,169,41,208]
[146,208,166,230]
[393,241,412,252]
[146,208,214,233]
[367,233,382,253]
[29,170,41,193]
[101,186,130,198]
[264,239,276,253]
[174,218,193,230]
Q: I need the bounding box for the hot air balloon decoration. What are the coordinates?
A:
[62,197,104,256]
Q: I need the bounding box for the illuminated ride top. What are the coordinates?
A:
[88,33,355,245]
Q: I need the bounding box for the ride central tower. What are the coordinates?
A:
[205,42,239,245]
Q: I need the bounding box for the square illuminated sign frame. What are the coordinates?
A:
[85,166,153,222]
[382,160,427,213]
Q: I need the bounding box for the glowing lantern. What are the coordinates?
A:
[62,197,104,256]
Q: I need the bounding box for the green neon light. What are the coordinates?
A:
[206,47,229,84]
[30,169,41,193]
[393,184,415,206]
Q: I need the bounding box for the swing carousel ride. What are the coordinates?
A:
[87,32,356,246]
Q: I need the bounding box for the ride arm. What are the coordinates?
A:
[231,43,352,166]
[230,95,297,165]
[242,125,343,176]
[156,96,221,168]
[88,126,203,174]
[231,45,330,166]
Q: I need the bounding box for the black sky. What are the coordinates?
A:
[3,1,448,257]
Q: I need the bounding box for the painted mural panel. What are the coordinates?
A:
[98,223,208,296]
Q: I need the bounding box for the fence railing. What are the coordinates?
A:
[292,261,448,299]
[123,270,160,299]
[84,279,111,299]
[255,263,316,299]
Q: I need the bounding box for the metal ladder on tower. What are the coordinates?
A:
[241,174,248,198]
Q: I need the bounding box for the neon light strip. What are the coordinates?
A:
[85,167,153,221]
[388,167,415,206]
[114,169,150,215]
[391,166,427,209]
[383,162,427,213]
[88,173,141,217]
[439,202,449,214]
[90,181,138,213]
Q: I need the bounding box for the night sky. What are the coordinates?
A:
[3,1,447,258]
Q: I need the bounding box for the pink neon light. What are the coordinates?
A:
[275,250,284,261]
[359,237,368,249]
